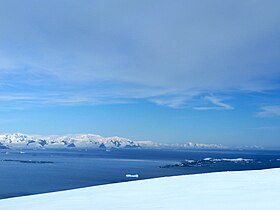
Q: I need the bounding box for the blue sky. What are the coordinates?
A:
[0,0,280,146]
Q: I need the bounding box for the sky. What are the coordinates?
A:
[0,0,280,147]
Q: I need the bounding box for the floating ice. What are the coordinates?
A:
[126,174,139,178]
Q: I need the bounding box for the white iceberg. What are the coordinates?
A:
[125,174,139,178]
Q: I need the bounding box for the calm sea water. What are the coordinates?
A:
[0,148,280,199]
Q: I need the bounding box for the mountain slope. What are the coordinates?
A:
[0,133,140,149]
[0,168,279,209]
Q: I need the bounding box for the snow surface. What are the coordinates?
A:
[0,168,279,210]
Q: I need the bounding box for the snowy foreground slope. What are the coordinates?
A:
[0,169,279,210]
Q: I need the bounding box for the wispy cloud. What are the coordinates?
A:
[0,1,279,108]
[150,96,190,109]
[193,96,234,111]
[257,106,280,117]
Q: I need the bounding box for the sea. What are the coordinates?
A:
[0,148,280,199]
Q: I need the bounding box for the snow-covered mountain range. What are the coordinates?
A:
[0,133,259,150]
[138,140,228,149]
[0,133,140,149]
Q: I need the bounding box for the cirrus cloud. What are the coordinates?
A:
[0,0,279,108]
[257,106,280,118]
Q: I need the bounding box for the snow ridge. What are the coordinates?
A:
[0,133,139,149]
[0,133,259,150]
[0,133,226,150]
[0,168,279,210]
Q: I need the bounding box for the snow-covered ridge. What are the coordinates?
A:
[0,133,140,149]
[141,141,228,149]
[0,168,279,210]
[0,133,259,150]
